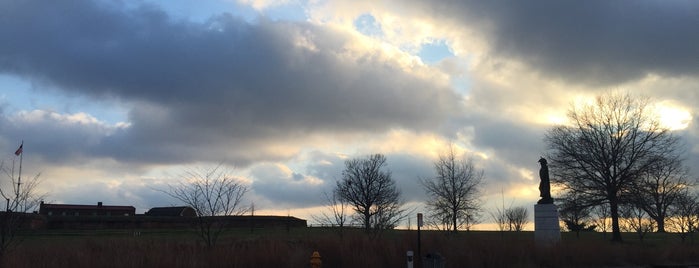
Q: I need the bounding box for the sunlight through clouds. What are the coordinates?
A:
[654,101,692,131]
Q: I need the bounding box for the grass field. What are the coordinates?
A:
[2,228,699,267]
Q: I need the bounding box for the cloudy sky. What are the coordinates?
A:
[1,0,697,229]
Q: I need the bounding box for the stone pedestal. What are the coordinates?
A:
[534,204,561,245]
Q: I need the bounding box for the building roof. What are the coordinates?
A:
[41,203,135,211]
[145,206,196,217]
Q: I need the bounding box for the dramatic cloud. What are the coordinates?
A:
[395,0,699,85]
[0,0,461,166]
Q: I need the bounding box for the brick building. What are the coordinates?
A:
[39,201,135,217]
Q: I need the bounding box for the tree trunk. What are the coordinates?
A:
[452,213,458,233]
[364,210,371,232]
[656,217,666,233]
[609,198,623,242]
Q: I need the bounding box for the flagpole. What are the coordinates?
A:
[16,141,23,210]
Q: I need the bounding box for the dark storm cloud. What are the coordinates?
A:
[0,1,460,165]
[409,0,699,85]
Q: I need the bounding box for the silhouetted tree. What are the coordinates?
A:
[628,157,691,232]
[0,157,46,257]
[592,203,611,237]
[669,190,699,243]
[489,191,510,233]
[421,146,483,233]
[335,154,403,233]
[546,92,682,242]
[489,206,508,232]
[312,190,349,236]
[506,206,529,231]
[165,165,248,247]
[558,192,595,238]
[620,204,655,242]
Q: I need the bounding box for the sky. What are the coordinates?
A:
[1,0,698,230]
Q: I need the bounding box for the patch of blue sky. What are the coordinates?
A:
[418,39,454,65]
[444,57,472,95]
[146,0,259,23]
[263,2,308,22]
[353,14,384,37]
[451,75,471,95]
[0,74,129,126]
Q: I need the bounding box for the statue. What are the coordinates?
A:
[537,157,553,204]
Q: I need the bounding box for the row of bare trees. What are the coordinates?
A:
[311,146,491,235]
[10,91,693,252]
[124,91,699,245]
[560,188,699,241]
[313,150,489,235]
[170,91,695,243]
[317,149,537,235]
[547,92,698,242]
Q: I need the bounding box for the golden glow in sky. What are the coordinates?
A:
[655,102,693,131]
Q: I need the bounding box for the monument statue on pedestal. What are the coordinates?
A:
[534,157,560,244]
[537,157,553,204]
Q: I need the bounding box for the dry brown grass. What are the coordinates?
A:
[2,229,699,267]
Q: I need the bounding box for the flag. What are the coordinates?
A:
[14,143,23,156]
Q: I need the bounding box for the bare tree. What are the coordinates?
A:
[312,190,349,235]
[429,206,480,231]
[669,190,699,243]
[489,191,510,232]
[372,201,404,230]
[558,192,595,238]
[505,206,529,232]
[628,157,691,232]
[592,203,611,236]
[335,154,403,233]
[421,146,483,233]
[545,92,682,242]
[0,157,47,256]
[620,204,655,242]
[489,206,508,232]
[165,165,248,247]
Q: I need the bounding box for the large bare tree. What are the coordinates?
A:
[628,157,691,232]
[545,92,683,242]
[335,154,403,232]
[421,146,483,233]
[165,165,248,247]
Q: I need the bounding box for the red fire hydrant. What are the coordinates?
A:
[310,251,322,268]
